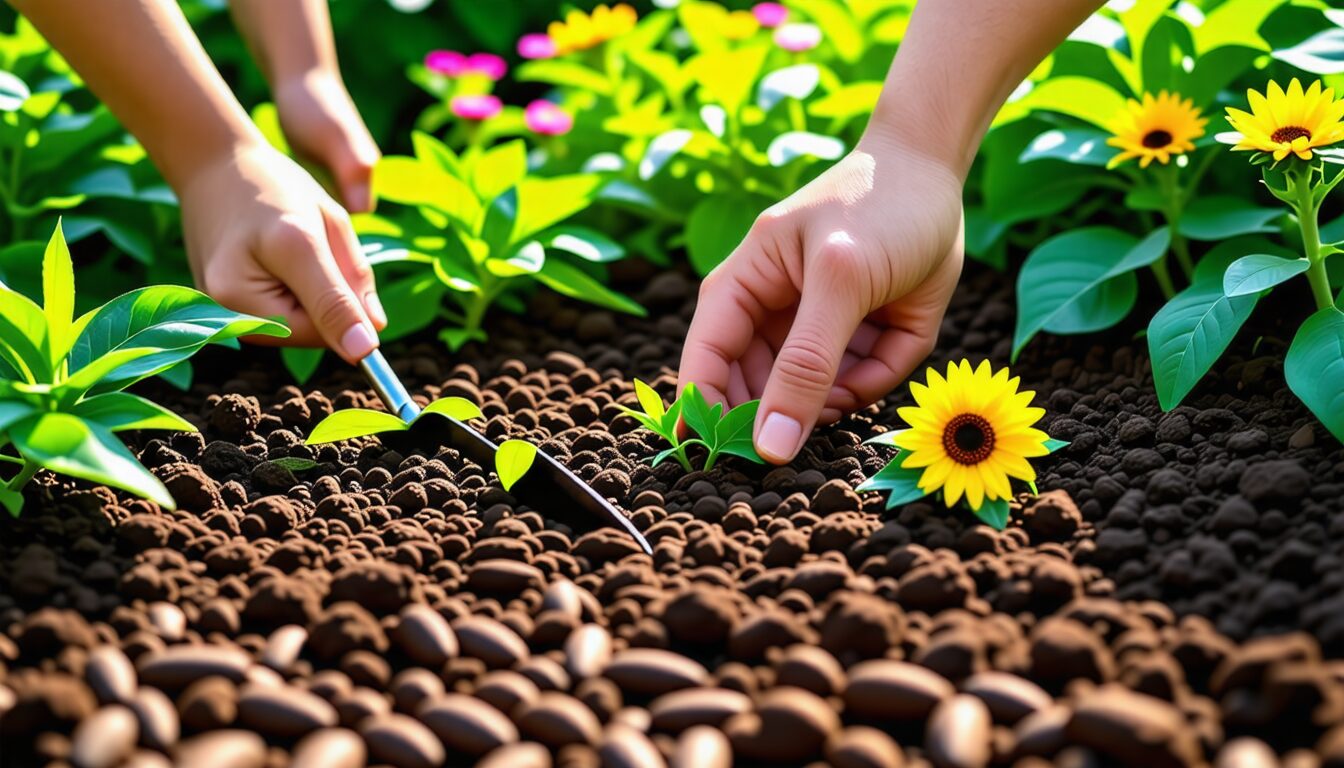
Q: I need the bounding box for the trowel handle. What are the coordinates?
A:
[358,349,423,422]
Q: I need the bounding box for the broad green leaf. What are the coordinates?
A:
[157,361,192,391]
[68,286,288,394]
[495,439,537,492]
[1285,308,1344,443]
[1273,27,1344,75]
[634,379,665,421]
[486,241,545,278]
[418,397,483,422]
[8,412,173,509]
[1118,0,1173,69]
[679,384,717,444]
[982,120,1101,226]
[380,272,448,345]
[473,140,528,202]
[535,259,645,316]
[0,288,52,383]
[1222,254,1310,297]
[1178,196,1280,241]
[856,455,928,509]
[1016,76,1128,130]
[0,71,29,111]
[1013,227,1170,358]
[628,49,692,100]
[1019,128,1118,167]
[686,193,768,277]
[511,175,602,245]
[685,44,770,116]
[0,400,39,433]
[0,487,21,517]
[1041,273,1138,335]
[71,392,195,433]
[714,400,763,463]
[973,497,1011,530]
[639,130,695,180]
[789,0,863,62]
[1148,284,1257,410]
[306,408,409,444]
[1192,0,1283,55]
[411,131,463,176]
[41,220,74,365]
[617,406,662,437]
[517,60,613,96]
[281,347,324,385]
[373,156,481,227]
[1044,438,1070,453]
[758,65,821,111]
[545,226,625,264]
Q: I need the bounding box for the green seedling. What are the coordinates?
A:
[304,397,538,492]
[618,379,763,472]
[0,221,288,515]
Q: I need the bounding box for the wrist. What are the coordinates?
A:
[856,119,969,193]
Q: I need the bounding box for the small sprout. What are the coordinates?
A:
[305,397,483,445]
[618,379,764,472]
[495,439,537,491]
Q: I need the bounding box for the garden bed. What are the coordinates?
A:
[0,260,1340,767]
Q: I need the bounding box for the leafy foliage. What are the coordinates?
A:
[618,379,763,472]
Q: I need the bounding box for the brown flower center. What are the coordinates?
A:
[1272,126,1312,144]
[942,413,995,466]
[1142,129,1173,149]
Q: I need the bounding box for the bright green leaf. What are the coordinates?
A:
[495,439,537,492]
[973,497,1011,530]
[8,412,173,508]
[1179,196,1281,241]
[511,175,602,245]
[686,193,767,277]
[516,60,613,96]
[41,220,74,366]
[634,379,665,421]
[856,455,929,509]
[71,392,196,433]
[281,347,324,385]
[374,156,481,227]
[686,44,769,116]
[1222,254,1311,297]
[1285,308,1344,443]
[473,140,528,202]
[545,226,626,263]
[305,408,409,445]
[1148,284,1257,410]
[535,259,645,316]
[0,487,21,517]
[1016,76,1128,130]
[418,397,483,422]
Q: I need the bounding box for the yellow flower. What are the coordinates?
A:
[1106,91,1207,169]
[548,3,638,56]
[892,361,1050,511]
[1225,78,1344,162]
[722,10,761,40]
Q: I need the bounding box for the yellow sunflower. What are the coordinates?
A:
[892,361,1050,510]
[1224,78,1344,162]
[1106,91,1207,169]
[548,4,638,56]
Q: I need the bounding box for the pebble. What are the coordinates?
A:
[514,691,603,747]
[1215,737,1279,768]
[236,683,338,737]
[71,705,138,768]
[564,624,613,680]
[961,671,1053,725]
[453,615,530,668]
[825,726,905,768]
[418,693,520,756]
[290,728,367,768]
[393,604,459,667]
[148,602,186,642]
[726,686,839,762]
[774,645,846,697]
[1065,685,1201,767]
[477,741,553,768]
[173,730,267,768]
[670,725,733,768]
[261,625,308,672]
[129,687,179,751]
[86,646,137,704]
[360,712,446,768]
[599,724,667,768]
[844,660,954,719]
[926,694,991,768]
[603,649,710,695]
[138,645,251,687]
[649,688,753,732]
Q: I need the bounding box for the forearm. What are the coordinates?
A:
[867,0,1104,178]
[230,0,342,85]
[9,0,264,192]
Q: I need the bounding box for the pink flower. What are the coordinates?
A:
[451,94,503,121]
[465,53,508,80]
[425,49,467,76]
[773,22,821,52]
[752,2,788,28]
[518,33,558,60]
[525,100,573,136]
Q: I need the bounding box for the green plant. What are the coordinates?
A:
[618,379,762,472]
[304,396,539,490]
[358,134,645,351]
[0,221,288,515]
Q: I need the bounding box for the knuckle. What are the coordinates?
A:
[265,217,321,255]
[775,332,838,392]
[814,235,864,277]
[309,287,362,332]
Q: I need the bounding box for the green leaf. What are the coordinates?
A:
[71,392,196,433]
[685,44,770,116]
[1013,227,1170,358]
[1019,128,1118,167]
[380,272,448,343]
[0,71,30,112]
[157,361,193,391]
[67,286,289,395]
[856,455,929,509]
[8,412,173,509]
[0,287,52,383]
[411,131,462,176]
[1178,196,1281,241]
[634,379,665,421]
[1222,254,1311,297]
[1016,76,1128,130]
[535,260,645,316]
[373,156,481,227]
[1044,438,1070,453]
[686,193,767,277]
[679,383,718,444]
[789,0,862,62]
[495,439,537,492]
[545,226,626,263]
[281,347,324,385]
[0,487,22,517]
[972,497,1011,530]
[473,140,528,202]
[1273,27,1344,75]
[808,82,882,123]
[1193,0,1283,55]
[266,456,319,472]
[1148,284,1258,410]
[41,220,74,366]
[305,408,409,445]
[510,175,603,246]
[486,240,545,279]
[1285,308,1344,443]
[417,397,483,422]
[516,60,613,96]
[714,400,763,463]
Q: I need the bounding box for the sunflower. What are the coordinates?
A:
[547,4,638,56]
[892,361,1050,510]
[1106,91,1207,169]
[1224,79,1344,162]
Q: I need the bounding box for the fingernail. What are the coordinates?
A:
[340,321,378,360]
[365,292,387,328]
[757,412,803,463]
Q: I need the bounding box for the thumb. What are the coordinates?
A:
[755,248,865,463]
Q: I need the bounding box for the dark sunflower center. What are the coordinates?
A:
[1271,126,1311,144]
[1142,129,1173,149]
[942,413,995,466]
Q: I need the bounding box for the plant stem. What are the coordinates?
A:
[671,443,693,472]
[6,459,39,493]
[1160,165,1193,281]
[1150,259,1177,300]
[1295,167,1334,311]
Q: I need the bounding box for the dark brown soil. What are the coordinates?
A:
[0,262,1341,767]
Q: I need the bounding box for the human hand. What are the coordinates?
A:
[678,135,965,464]
[273,70,380,213]
[180,141,387,363]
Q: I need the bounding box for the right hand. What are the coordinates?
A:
[180,141,387,363]
[273,70,380,214]
[677,133,965,464]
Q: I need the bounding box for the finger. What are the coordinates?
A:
[329,125,379,214]
[726,361,751,405]
[740,337,774,400]
[259,215,378,364]
[831,329,938,410]
[202,248,325,348]
[754,238,866,463]
[320,199,386,330]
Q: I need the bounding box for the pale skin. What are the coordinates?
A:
[679,0,1106,464]
[7,0,385,363]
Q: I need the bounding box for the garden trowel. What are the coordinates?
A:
[358,350,652,554]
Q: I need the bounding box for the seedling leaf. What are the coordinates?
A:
[973,497,1011,530]
[306,408,409,445]
[419,397,483,422]
[496,439,537,491]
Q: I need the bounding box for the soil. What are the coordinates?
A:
[0,261,1341,767]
